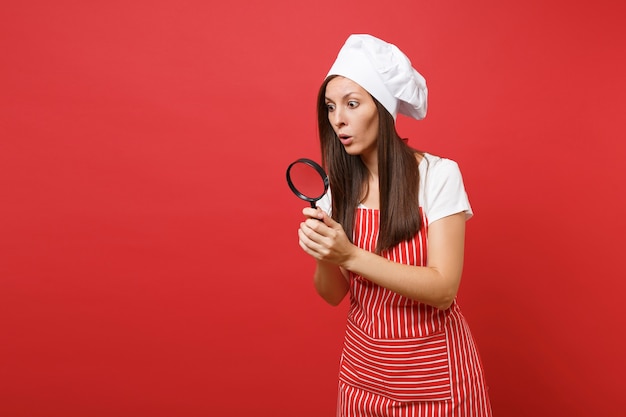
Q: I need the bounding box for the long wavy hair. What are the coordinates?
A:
[317,75,423,253]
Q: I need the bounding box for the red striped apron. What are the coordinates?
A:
[337,208,492,416]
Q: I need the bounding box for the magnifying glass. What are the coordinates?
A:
[286,158,329,208]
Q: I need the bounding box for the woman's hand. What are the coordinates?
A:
[298,207,355,267]
[298,207,351,305]
[298,207,466,310]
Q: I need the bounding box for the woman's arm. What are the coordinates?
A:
[299,208,350,305]
[299,208,466,310]
[344,212,465,310]
[312,261,349,306]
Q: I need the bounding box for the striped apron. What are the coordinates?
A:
[337,208,492,417]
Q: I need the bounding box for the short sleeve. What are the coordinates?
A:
[420,156,473,224]
[316,189,332,215]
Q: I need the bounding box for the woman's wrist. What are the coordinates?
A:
[340,245,360,272]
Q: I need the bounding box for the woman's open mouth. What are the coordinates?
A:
[339,134,352,145]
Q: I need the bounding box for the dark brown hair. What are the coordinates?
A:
[317,75,423,253]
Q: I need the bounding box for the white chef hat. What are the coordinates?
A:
[326,34,428,120]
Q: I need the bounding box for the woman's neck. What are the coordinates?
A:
[359,154,380,209]
[360,152,378,178]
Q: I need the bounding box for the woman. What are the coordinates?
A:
[298,34,492,416]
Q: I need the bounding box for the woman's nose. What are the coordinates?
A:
[331,108,346,127]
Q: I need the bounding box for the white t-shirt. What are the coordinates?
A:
[317,153,472,225]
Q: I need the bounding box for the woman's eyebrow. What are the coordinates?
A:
[325,92,361,101]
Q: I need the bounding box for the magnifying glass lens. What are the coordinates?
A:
[289,162,326,198]
[286,158,329,208]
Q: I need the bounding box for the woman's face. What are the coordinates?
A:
[325,76,379,160]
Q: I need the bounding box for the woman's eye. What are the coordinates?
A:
[326,103,336,111]
[348,100,359,108]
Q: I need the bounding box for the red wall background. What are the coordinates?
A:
[1,1,625,416]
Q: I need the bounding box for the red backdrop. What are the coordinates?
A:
[1,1,625,416]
